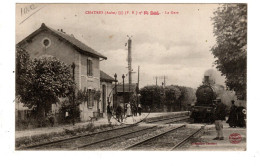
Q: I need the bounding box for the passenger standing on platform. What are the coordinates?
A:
[126,102,135,122]
[107,102,112,124]
[126,103,132,117]
[227,100,238,128]
[213,98,226,140]
[138,104,142,116]
[237,103,246,128]
[132,103,137,116]
[116,103,124,122]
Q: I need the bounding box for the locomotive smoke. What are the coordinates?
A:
[204,69,237,107]
[204,69,225,86]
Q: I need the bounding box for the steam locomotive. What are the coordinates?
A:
[190,76,224,123]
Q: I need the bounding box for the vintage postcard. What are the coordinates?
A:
[15,3,247,151]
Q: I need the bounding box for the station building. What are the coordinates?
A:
[16,23,114,122]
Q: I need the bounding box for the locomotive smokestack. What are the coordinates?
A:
[204,76,210,84]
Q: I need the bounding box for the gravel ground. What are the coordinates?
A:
[81,126,162,150]
[105,125,184,150]
[29,125,149,150]
[128,127,199,151]
[17,124,128,149]
[177,137,203,150]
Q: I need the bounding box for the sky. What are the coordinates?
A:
[16,3,225,88]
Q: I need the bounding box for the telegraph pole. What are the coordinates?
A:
[114,73,117,108]
[122,74,125,116]
[127,36,132,93]
[138,66,140,88]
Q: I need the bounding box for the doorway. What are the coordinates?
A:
[102,84,106,113]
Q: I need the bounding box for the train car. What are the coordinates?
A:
[190,76,224,123]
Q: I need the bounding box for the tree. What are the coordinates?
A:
[211,4,247,99]
[16,47,33,96]
[164,85,181,105]
[17,54,74,124]
[140,85,195,112]
[140,85,164,110]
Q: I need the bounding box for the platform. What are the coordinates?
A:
[186,121,246,151]
[15,111,189,140]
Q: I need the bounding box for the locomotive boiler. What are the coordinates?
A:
[190,76,224,123]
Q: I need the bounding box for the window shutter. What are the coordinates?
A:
[92,90,94,106]
[90,60,93,76]
[87,59,89,75]
[87,89,90,107]
[87,89,94,108]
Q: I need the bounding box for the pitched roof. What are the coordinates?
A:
[17,23,107,60]
[100,70,114,82]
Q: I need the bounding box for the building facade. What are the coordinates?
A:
[17,23,109,122]
[100,70,115,117]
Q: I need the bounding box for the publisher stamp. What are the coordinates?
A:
[229,133,242,144]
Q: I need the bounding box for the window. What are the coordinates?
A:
[87,59,93,76]
[43,39,50,46]
[87,89,94,108]
[42,38,51,48]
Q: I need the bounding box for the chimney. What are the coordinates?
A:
[204,76,209,84]
[61,29,63,32]
[41,23,46,27]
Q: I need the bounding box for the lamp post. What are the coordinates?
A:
[122,74,125,115]
[114,73,117,108]
[71,62,75,126]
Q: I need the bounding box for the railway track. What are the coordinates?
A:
[18,112,199,151]
[23,124,162,150]
[170,125,205,150]
[164,117,191,124]
[124,125,205,151]
[18,124,138,150]
[145,114,189,123]
[146,115,190,124]
[73,125,159,150]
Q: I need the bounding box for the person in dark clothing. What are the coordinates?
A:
[131,103,137,116]
[227,100,238,128]
[138,104,142,116]
[116,103,124,122]
[213,99,226,140]
[237,105,246,128]
[107,102,112,124]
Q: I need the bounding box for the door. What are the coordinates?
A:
[102,85,106,113]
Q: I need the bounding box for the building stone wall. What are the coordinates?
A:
[18,30,101,122]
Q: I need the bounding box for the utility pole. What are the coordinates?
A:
[154,75,167,87]
[128,37,132,86]
[122,74,125,116]
[126,36,133,102]
[127,37,132,95]
[138,66,140,88]
[114,73,117,108]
